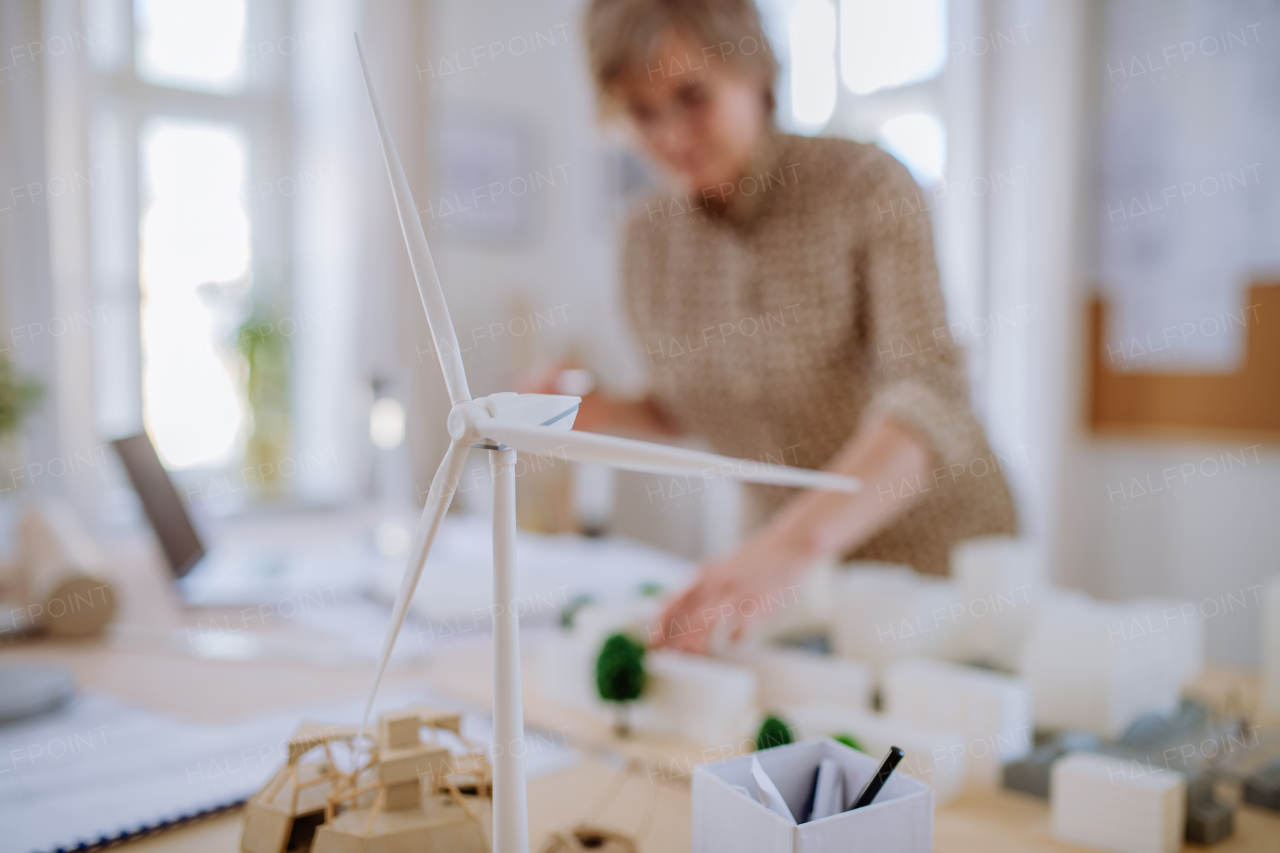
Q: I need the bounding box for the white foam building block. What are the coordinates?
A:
[1018,596,1181,738]
[784,703,968,804]
[881,658,1032,787]
[1263,575,1280,719]
[721,645,873,711]
[1128,596,1205,686]
[830,564,969,672]
[1050,753,1185,853]
[742,557,839,643]
[693,738,934,853]
[633,652,758,745]
[536,599,758,745]
[950,536,1046,671]
[537,597,659,711]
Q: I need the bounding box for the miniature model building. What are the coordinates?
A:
[1050,752,1185,853]
[239,706,489,853]
[782,703,969,804]
[881,657,1032,786]
[722,644,872,711]
[1001,698,1243,844]
[1183,773,1233,845]
[1002,733,1100,799]
[1265,576,1280,718]
[829,564,968,672]
[1244,756,1280,812]
[1018,595,1185,738]
[540,598,760,744]
[950,536,1047,672]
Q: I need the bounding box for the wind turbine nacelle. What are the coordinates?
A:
[447,392,581,448]
[482,392,581,429]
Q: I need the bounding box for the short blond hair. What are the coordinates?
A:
[584,0,778,114]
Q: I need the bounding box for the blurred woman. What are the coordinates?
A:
[572,0,1016,652]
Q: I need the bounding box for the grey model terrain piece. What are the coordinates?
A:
[1001,733,1101,798]
[1184,773,1233,845]
[1001,701,1243,846]
[1243,758,1280,812]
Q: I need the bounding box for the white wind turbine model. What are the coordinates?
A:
[354,36,861,853]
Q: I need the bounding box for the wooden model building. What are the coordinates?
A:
[240,706,492,853]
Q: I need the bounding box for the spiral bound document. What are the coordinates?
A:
[0,690,577,853]
[0,694,300,853]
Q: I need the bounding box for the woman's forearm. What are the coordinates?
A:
[757,418,932,561]
[575,393,681,437]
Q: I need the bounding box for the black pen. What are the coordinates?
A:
[846,746,905,810]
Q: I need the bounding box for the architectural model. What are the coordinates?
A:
[1050,752,1185,853]
[829,564,967,672]
[353,36,860,853]
[240,708,487,853]
[881,657,1031,786]
[1264,576,1280,717]
[540,599,759,744]
[950,536,1044,671]
[723,644,873,711]
[1018,595,1184,737]
[781,703,968,804]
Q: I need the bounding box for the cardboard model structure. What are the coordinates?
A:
[239,707,488,853]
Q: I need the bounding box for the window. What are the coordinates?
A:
[763,0,988,412]
[139,119,250,469]
[787,0,838,133]
[839,0,947,95]
[88,0,289,488]
[765,0,949,184]
[134,0,248,93]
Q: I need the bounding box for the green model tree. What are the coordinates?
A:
[756,714,794,751]
[559,594,593,629]
[832,732,863,752]
[595,633,646,737]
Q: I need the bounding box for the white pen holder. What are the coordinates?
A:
[692,738,934,853]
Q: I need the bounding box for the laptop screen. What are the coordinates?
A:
[111,434,206,578]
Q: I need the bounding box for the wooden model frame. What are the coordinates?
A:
[240,708,490,853]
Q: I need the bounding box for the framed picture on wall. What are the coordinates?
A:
[431,115,534,244]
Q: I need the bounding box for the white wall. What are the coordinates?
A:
[1070,441,1280,665]
[412,0,707,555]
[1057,0,1280,667]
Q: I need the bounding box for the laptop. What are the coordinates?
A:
[112,433,375,607]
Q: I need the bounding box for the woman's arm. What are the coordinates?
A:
[574,393,682,437]
[517,364,681,437]
[653,416,930,652]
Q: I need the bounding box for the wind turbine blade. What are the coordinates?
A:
[354,34,471,405]
[475,417,862,493]
[360,441,470,735]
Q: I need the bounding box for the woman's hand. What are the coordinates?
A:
[515,362,680,437]
[651,418,933,654]
[515,363,612,431]
[652,528,818,654]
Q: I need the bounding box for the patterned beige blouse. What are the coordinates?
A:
[620,130,1016,575]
